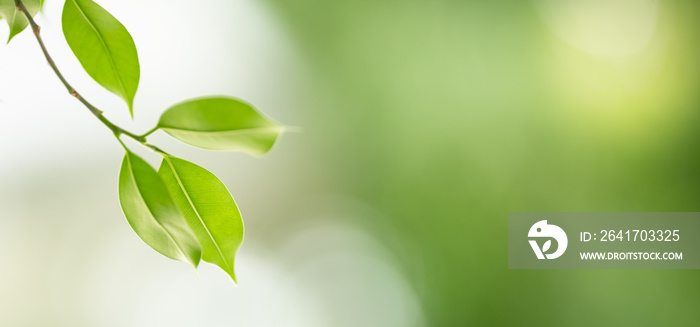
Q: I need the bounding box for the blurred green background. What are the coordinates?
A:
[2,0,700,325]
[267,0,700,325]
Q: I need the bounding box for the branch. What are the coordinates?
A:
[14,0,157,148]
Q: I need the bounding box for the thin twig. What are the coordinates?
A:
[14,0,156,147]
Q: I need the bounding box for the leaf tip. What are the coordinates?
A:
[250,125,285,157]
[191,262,201,279]
[282,125,302,133]
[230,271,238,285]
[188,248,202,272]
[219,261,238,284]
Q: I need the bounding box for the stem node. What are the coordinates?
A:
[15,0,165,154]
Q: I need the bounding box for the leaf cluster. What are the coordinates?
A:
[1,0,284,281]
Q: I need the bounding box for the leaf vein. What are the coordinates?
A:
[164,156,231,272]
[69,0,127,101]
[162,126,282,135]
[126,154,190,264]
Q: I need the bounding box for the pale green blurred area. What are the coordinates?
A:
[266,0,700,325]
[2,0,700,326]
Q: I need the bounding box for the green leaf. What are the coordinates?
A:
[119,151,201,269]
[158,156,244,283]
[157,97,283,156]
[0,0,41,42]
[62,0,139,116]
